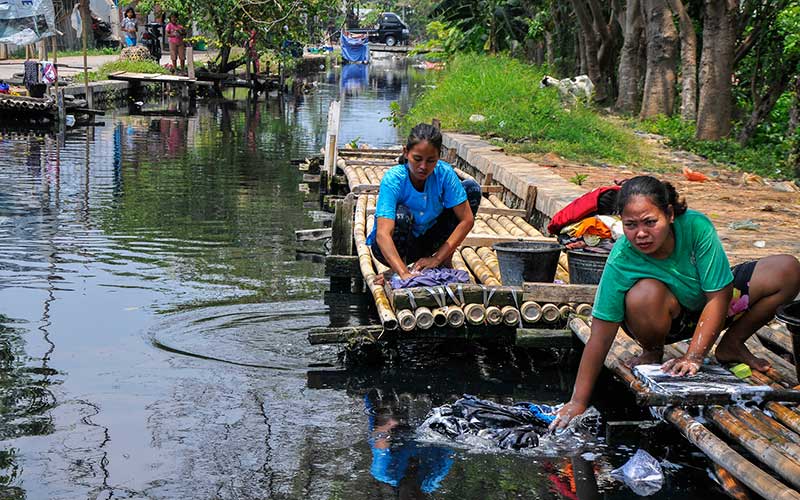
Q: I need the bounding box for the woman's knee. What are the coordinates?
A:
[461,179,482,214]
[625,279,678,317]
[754,254,800,299]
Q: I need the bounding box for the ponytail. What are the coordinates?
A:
[399,123,442,164]
[617,175,687,217]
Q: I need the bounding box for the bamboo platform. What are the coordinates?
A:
[308,146,589,345]
[569,317,800,500]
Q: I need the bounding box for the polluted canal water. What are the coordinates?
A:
[0,60,727,499]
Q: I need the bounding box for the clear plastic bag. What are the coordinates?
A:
[610,449,664,496]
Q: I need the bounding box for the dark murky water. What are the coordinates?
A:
[0,58,726,499]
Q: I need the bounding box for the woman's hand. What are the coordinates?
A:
[549,400,587,432]
[414,256,440,271]
[661,354,702,377]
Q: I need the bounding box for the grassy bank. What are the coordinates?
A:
[403,53,793,179]
[402,53,655,168]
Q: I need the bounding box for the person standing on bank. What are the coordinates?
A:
[165,13,186,73]
[551,175,800,431]
[122,8,138,47]
[367,123,481,281]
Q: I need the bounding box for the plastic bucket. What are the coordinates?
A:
[776,300,800,381]
[493,241,562,286]
[567,250,609,285]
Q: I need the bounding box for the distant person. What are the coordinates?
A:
[165,13,186,73]
[122,8,137,47]
[367,123,481,282]
[550,175,800,431]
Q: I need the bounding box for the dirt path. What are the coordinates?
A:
[517,132,800,265]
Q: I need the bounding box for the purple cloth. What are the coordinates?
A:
[390,267,469,290]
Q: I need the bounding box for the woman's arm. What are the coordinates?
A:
[662,284,732,376]
[416,200,474,270]
[550,318,620,431]
[375,217,413,280]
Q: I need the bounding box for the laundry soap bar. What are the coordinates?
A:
[729,363,752,379]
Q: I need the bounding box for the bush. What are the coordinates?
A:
[637,115,793,179]
[86,59,168,81]
[402,53,652,167]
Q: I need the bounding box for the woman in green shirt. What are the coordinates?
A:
[551,175,800,431]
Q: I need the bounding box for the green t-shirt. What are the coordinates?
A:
[592,209,733,323]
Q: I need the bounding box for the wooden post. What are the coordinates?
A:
[0,44,7,60]
[331,195,355,255]
[81,0,90,100]
[323,99,341,181]
[186,46,195,79]
[38,40,47,60]
[57,89,66,124]
[51,36,59,97]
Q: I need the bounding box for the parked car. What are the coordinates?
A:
[346,12,409,46]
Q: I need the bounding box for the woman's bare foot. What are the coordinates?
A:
[626,348,664,368]
[715,338,771,372]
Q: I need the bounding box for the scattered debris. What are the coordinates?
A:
[741,172,765,185]
[682,166,709,182]
[728,219,760,231]
[769,181,799,193]
[610,449,664,496]
[754,240,766,248]
[469,114,486,123]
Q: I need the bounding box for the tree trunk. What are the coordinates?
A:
[789,75,800,138]
[545,31,554,66]
[737,73,792,145]
[696,0,738,140]
[570,0,608,102]
[667,0,698,121]
[639,0,678,119]
[616,0,644,114]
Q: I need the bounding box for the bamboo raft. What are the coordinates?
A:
[308,146,589,345]
[569,317,800,500]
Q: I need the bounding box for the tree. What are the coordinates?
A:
[666,0,697,121]
[695,0,738,140]
[616,0,644,114]
[639,0,677,118]
[568,0,623,103]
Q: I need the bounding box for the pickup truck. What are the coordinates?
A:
[346,12,409,46]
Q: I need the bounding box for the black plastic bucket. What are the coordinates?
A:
[776,300,800,381]
[493,241,562,286]
[567,250,609,285]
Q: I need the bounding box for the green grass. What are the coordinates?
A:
[402,53,655,168]
[85,59,168,81]
[57,47,120,57]
[635,115,794,179]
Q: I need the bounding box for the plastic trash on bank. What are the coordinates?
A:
[610,449,664,496]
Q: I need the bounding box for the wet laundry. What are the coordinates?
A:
[419,395,561,450]
[390,267,470,289]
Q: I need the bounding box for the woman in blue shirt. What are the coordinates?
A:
[367,124,481,280]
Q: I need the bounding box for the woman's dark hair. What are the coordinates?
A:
[399,123,443,164]
[617,175,687,217]
[124,7,136,17]
[169,12,179,19]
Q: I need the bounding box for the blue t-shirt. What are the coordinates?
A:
[366,160,467,245]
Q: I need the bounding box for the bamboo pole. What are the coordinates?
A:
[730,407,800,461]
[397,309,416,331]
[354,195,398,330]
[521,301,543,323]
[432,307,448,327]
[461,247,502,286]
[511,216,542,237]
[444,306,465,327]
[464,303,486,325]
[414,306,434,330]
[488,194,506,208]
[541,303,561,323]
[451,250,476,284]
[364,166,381,184]
[707,405,800,489]
[485,305,503,325]
[666,407,800,500]
[559,304,574,319]
[485,217,508,236]
[712,464,752,500]
[476,246,502,281]
[575,303,593,317]
[501,306,520,326]
[496,215,527,237]
[81,0,89,101]
[473,218,495,235]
